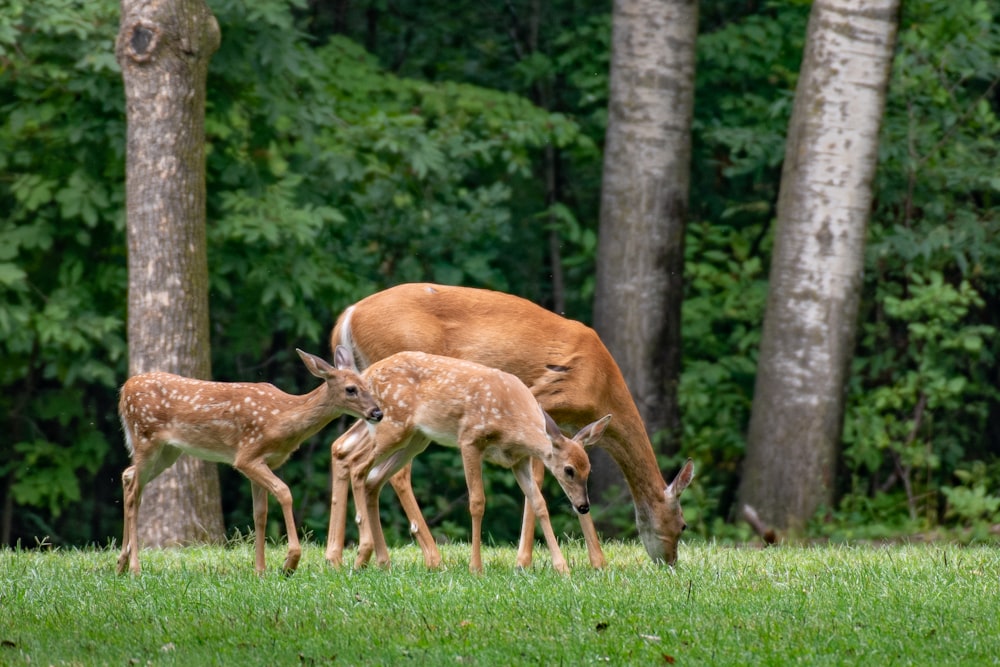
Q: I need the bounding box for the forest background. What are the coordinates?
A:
[1,0,998,550]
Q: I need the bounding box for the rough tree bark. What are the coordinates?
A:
[116,0,224,547]
[591,0,698,498]
[738,0,901,532]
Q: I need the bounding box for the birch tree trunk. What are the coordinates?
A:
[117,0,224,547]
[591,0,698,497]
[738,0,901,532]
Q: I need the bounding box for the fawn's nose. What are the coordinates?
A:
[368,408,384,422]
[576,503,590,515]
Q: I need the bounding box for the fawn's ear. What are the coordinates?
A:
[298,348,335,379]
[333,345,357,371]
[543,410,564,443]
[572,414,612,448]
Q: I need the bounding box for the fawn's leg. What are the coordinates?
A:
[117,466,140,575]
[460,447,487,574]
[250,480,269,574]
[363,479,392,568]
[513,459,569,575]
[238,460,300,574]
[326,422,369,566]
[361,437,430,568]
[117,445,182,575]
[515,457,545,569]
[516,460,604,568]
[326,454,351,567]
[578,511,606,569]
[350,464,378,569]
[388,453,441,568]
[350,442,397,569]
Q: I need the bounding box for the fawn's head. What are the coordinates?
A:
[542,412,611,515]
[296,346,383,423]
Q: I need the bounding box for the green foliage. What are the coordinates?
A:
[0,0,125,543]
[203,10,591,362]
[872,0,1000,283]
[553,13,612,139]
[836,0,1000,532]
[844,274,998,525]
[304,0,610,318]
[304,36,586,283]
[942,462,1000,525]
[692,3,809,225]
[678,222,769,534]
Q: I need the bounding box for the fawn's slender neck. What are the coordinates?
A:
[271,384,340,442]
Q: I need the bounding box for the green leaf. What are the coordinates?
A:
[0,262,27,286]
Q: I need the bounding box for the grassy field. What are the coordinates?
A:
[1,539,998,666]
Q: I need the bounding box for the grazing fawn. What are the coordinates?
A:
[332,351,610,574]
[116,347,382,575]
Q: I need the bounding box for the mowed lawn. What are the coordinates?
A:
[1,540,997,665]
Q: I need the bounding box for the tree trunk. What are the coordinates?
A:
[591,0,698,497]
[738,0,900,532]
[117,0,224,546]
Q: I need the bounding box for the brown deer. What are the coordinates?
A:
[116,347,382,575]
[326,283,694,569]
[335,350,610,574]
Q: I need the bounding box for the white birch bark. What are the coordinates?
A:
[593,0,698,480]
[739,0,901,531]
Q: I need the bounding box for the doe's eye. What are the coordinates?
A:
[563,466,575,479]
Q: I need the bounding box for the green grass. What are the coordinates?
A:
[1,539,998,666]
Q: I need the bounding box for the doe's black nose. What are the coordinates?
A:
[577,503,590,515]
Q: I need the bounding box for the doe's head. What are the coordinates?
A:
[637,458,694,566]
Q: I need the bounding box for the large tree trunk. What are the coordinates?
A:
[117,0,224,546]
[591,0,698,498]
[738,0,900,532]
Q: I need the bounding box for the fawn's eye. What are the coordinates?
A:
[564,466,575,479]
[346,386,358,397]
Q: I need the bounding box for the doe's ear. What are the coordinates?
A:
[333,345,356,371]
[298,348,334,379]
[667,458,695,497]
